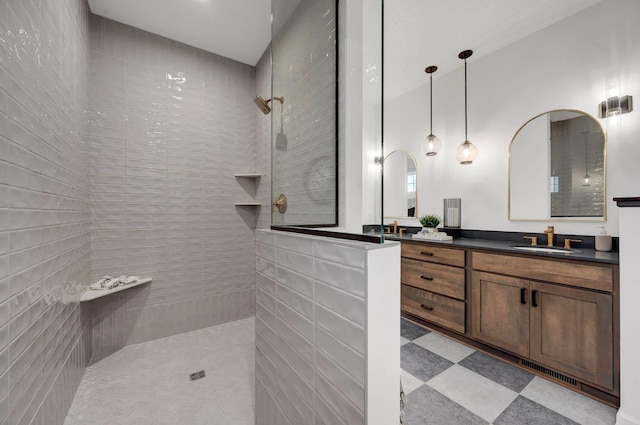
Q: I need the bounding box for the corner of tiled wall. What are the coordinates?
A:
[86,15,257,361]
[2,1,271,422]
[255,47,272,230]
[1,0,93,423]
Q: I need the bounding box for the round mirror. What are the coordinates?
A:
[383,151,418,218]
[509,110,606,221]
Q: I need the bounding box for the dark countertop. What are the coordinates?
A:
[381,233,619,264]
[613,197,640,207]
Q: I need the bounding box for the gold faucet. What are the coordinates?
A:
[543,226,555,247]
[564,238,582,249]
[523,236,538,246]
[392,221,398,234]
[384,221,399,234]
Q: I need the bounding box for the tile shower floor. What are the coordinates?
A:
[401,318,617,425]
[64,317,255,425]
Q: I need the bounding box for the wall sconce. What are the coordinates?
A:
[598,95,633,118]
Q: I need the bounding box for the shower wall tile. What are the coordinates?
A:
[88,16,257,360]
[255,230,370,425]
[0,0,92,424]
[254,49,272,230]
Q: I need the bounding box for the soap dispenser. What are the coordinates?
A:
[595,226,612,252]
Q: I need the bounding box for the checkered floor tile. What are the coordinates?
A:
[401,318,617,425]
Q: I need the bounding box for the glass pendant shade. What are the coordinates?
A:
[422,133,442,156]
[456,140,478,165]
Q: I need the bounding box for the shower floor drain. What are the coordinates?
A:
[189,370,206,381]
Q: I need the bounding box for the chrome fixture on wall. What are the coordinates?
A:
[254,95,284,114]
[456,49,479,165]
[422,66,442,156]
[598,95,633,118]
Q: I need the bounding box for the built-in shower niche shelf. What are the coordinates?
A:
[80,278,152,302]
[234,202,261,206]
[234,173,261,201]
[234,173,261,179]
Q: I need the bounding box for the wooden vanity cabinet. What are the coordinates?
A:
[400,241,619,401]
[400,243,466,333]
[471,252,616,392]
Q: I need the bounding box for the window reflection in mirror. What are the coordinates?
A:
[509,110,605,221]
[383,151,418,218]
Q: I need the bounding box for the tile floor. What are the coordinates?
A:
[64,317,255,425]
[401,318,618,425]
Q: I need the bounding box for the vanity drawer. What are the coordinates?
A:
[401,242,465,267]
[401,284,465,333]
[472,252,614,292]
[401,258,465,300]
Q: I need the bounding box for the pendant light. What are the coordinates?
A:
[422,66,441,156]
[456,50,479,165]
[582,131,591,186]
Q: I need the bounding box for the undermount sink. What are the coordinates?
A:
[512,246,576,254]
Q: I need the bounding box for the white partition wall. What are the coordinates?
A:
[616,201,640,425]
[255,230,400,425]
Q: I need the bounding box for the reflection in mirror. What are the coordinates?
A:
[509,110,605,221]
[383,151,418,218]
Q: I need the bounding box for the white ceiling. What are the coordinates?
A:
[87,0,271,66]
[87,0,601,88]
[384,0,602,99]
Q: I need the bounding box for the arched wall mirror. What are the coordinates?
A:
[509,110,606,221]
[383,150,418,219]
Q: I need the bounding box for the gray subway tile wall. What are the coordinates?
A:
[86,16,257,360]
[254,49,271,230]
[271,0,337,226]
[2,0,271,423]
[255,230,366,425]
[1,0,92,424]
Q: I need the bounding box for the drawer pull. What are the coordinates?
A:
[420,276,434,281]
[420,251,434,257]
[532,290,538,307]
[420,304,434,311]
[520,287,527,304]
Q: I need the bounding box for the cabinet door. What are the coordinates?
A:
[472,271,530,357]
[530,281,614,390]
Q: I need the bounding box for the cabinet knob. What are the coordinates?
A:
[520,287,527,304]
[420,304,434,311]
[532,290,538,307]
[420,251,434,257]
[420,276,434,281]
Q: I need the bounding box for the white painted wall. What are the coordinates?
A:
[510,115,549,219]
[378,0,640,237]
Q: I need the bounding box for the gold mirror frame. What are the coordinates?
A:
[508,109,607,222]
[383,150,419,219]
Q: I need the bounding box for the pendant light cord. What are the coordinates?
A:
[464,58,468,142]
[429,74,433,134]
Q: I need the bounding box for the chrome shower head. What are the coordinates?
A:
[254,95,272,114]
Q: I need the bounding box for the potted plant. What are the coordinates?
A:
[419,214,440,233]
